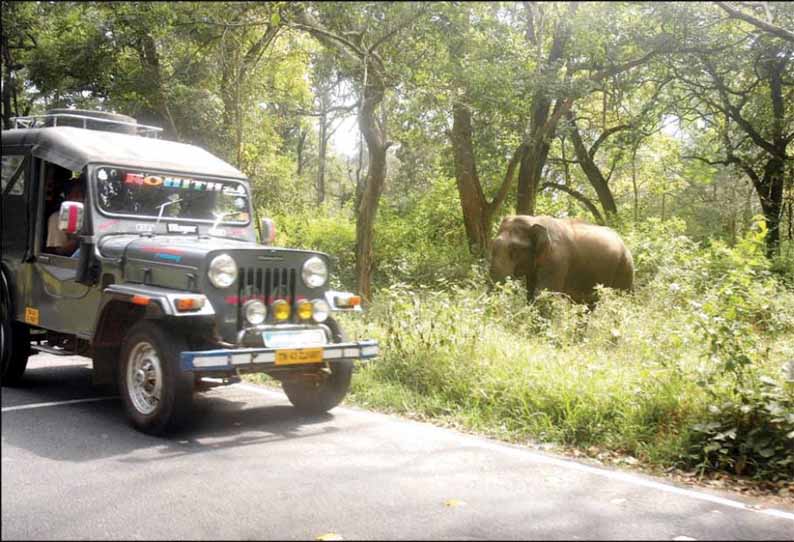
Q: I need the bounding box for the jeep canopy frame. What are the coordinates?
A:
[3,126,247,179]
[12,112,163,138]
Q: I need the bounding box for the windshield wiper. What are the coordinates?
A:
[155,197,183,226]
[208,211,234,235]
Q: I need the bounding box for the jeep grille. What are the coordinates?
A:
[237,267,297,326]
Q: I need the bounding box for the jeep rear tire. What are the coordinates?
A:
[1,273,29,386]
[282,318,352,414]
[119,321,194,435]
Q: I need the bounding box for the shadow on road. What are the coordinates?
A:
[2,358,355,465]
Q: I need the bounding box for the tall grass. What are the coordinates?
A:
[265,202,794,480]
[337,218,794,480]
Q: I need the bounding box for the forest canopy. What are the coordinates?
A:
[3,2,792,291]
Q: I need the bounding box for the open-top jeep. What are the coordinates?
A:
[1,110,378,434]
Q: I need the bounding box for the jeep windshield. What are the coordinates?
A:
[94,166,250,226]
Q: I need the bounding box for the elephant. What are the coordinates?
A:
[489,215,634,304]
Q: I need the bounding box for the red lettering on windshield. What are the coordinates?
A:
[124,173,144,185]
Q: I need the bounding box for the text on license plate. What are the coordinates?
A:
[275,348,323,365]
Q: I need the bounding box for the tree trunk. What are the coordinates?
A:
[317,107,328,206]
[355,131,365,206]
[355,146,386,300]
[516,141,547,215]
[567,117,618,218]
[631,144,639,222]
[140,34,179,140]
[354,77,388,301]
[755,156,784,256]
[1,34,17,129]
[296,127,307,176]
[449,102,525,256]
[515,4,576,214]
[450,102,490,255]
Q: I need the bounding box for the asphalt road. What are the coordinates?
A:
[2,355,793,541]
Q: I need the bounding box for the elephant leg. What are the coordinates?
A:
[535,265,566,295]
[525,274,537,302]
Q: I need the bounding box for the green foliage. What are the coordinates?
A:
[686,220,794,479]
[343,220,794,481]
[267,204,356,289]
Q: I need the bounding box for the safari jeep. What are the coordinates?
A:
[0,110,378,434]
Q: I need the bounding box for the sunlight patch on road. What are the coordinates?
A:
[316,533,344,540]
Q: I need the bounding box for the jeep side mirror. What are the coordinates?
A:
[261,217,276,245]
[58,201,84,234]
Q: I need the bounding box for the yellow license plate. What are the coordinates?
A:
[275,348,323,366]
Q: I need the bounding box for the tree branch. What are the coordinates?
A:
[702,59,782,158]
[715,1,794,43]
[589,124,630,159]
[286,102,360,117]
[541,182,605,224]
[487,143,528,215]
[368,6,427,54]
[681,155,737,167]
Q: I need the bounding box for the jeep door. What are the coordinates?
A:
[1,148,32,322]
[29,159,101,338]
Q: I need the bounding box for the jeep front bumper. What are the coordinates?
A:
[180,340,379,372]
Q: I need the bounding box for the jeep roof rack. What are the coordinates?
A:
[11,111,163,139]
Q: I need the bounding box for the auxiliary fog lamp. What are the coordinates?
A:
[272,299,291,322]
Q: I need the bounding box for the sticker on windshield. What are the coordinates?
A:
[124,172,226,192]
[167,223,197,234]
[97,168,250,225]
[223,184,246,195]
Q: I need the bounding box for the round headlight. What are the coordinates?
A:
[302,256,328,288]
[243,299,267,325]
[208,253,238,289]
[312,299,330,323]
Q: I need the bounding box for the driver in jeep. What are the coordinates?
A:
[46,173,85,257]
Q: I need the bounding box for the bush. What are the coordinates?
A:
[266,205,357,289]
[262,190,794,480]
[342,218,794,481]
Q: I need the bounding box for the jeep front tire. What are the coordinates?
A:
[1,273,30,386]
[282,318,352,414]
[119,321,194,435]
[282,360,353,414]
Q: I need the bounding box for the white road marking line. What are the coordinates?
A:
[232,382,794,522]
[1,396,118,412]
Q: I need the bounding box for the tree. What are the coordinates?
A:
[667,2,794,254]
[289,3,424,299]
[0,1,37,127]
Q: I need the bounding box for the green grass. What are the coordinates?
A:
[334,223,794,481]
[263,214,794,481]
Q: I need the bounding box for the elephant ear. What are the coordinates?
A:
[528,223,551,261]
[509,218,551,274]
[512,219,550,256]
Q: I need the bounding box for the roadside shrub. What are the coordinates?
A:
[343,218,794,481]
[267,205,357,289]
[264,190,794,480]
[686,222,794,480]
